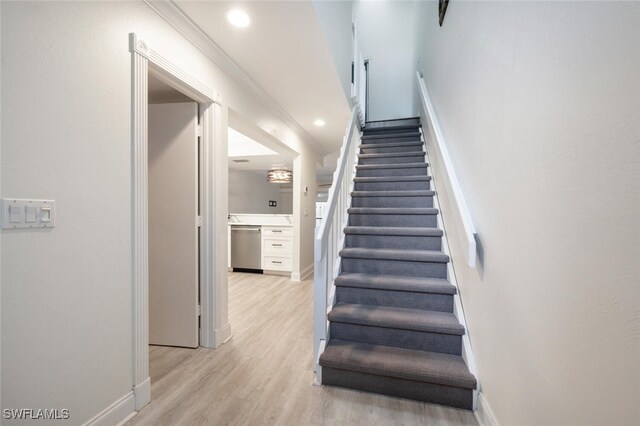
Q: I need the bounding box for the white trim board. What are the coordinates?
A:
[82,392,135,426]
[417,72,477,268]
[214,322,233,346]
[420,127,480,410]
[133,377,150,411]
[476,392,499,426]
[130,32,229,411]
[291,263,314,282]
[143,0,325,157]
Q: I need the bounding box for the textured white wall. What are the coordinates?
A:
[0,1,4,413]
[293,147,318,278]
[353,0,421,121]
[228,169,292,214]
[416,2,640,424]
[0,1,317,423]
[2,3,134,423]
[312,0,354,103]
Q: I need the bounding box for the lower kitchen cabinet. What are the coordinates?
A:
[262,226,293,273]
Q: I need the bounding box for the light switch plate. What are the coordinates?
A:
[2,198,56,229]
[25,205,38,223]
[9,204,23,223]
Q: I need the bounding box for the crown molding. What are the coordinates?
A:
[144,0,326,156]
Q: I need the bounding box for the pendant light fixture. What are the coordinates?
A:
[266,168,292,184]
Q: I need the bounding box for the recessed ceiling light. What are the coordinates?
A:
[226,9,250,28]
[314,119,326,127]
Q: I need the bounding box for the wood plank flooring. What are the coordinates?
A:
[126,272,479,426]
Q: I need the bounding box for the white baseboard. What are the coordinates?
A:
[291,263,313,282]
[475,392,499,426]
[263,270,290,277]
[134,378,151,410]
[214,322,232,347]
[83,392,135,426]
[313,367,322,386]
[116,412,137,426]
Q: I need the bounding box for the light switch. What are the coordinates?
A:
[2,198,55,229]
[9,204,23,223]
[25,205,38,223]
[40,207,52,223]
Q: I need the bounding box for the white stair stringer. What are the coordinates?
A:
[420,127,480,411]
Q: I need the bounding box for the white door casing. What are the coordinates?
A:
[130,33,229,411]
[148,102,199,349]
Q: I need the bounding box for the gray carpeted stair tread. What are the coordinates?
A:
[360,141,423,149]
[360,139,422,146]
[361,136,421,143]
[335,273,455,294]
[344,226,443,237]
[353,175,431,183]
[339,247,449,263]
[321,116,476,407]
[363,124,421,133]
[351,190,435,197]
[365,116,420,126]
[319,340,477,390]
[356,162,428,170]
[329,303,465,336]
[361,132,421,140]
[348,207,438,215]
[358,151,425,159]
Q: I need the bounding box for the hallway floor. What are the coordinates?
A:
[126,272,478,425]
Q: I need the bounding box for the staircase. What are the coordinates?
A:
[318,117,477,410]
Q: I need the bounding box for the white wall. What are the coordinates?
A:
[280,189,293,214]
[353,0,421,121]
[1,1,318,424]
[0,2,3,413]
[292,147,318,279]
[228,169,292,214]
[416,2,640,424]
[312,0,354,103]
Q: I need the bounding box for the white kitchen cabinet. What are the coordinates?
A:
[262,226,293,273]
[262,226,293,237]
[227,215,294,277]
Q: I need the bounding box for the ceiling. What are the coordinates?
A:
[228,127,294,171]
[148,74,294,172]
[229,154,293,172]
[228,127,277,157]
[173,0,351,155]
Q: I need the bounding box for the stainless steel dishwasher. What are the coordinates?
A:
[230,225,262,271]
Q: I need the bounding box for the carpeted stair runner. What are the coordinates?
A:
[319,117,477,410]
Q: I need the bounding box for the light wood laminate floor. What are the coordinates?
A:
[127,272,479,426]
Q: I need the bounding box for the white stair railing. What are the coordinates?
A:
[355,53,367,125]
[313,108,361,383]
[351,23,367,127]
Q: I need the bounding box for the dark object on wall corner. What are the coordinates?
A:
[269,200,277,207]
[439,0,449,27]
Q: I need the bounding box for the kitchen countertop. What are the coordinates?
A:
[228,213,293,227]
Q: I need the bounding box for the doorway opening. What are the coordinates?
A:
[364,59,370,122]
[147,74,201,349]
[227,121,295,275]
[130,32,226,410]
